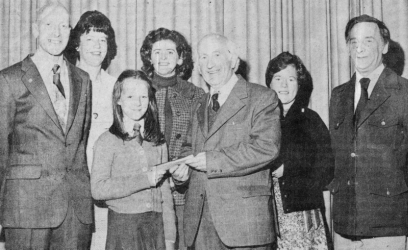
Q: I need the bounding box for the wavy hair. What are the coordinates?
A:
[110,70,165,145]
[64,10,117,70]
[140,28,193,80]
[345,14,390,45]
[265,52,313,108]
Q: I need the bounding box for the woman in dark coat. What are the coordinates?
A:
[266,52,334,249]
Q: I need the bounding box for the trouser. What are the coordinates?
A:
[5,204,91,250]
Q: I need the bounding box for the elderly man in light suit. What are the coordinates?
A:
[171,34,280,250]
[0,1,92,249]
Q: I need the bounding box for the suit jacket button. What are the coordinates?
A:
[175,134,181,139]
[351,153,356,157]
[176,111,181,116]
[381,121,386,126]
[200,194,204,198]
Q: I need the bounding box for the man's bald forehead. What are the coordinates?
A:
[198,34,228,49]
[36,1,69,24]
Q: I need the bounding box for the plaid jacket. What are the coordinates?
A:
[155,77,205,205]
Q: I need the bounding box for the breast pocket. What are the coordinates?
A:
[367,116,400,148]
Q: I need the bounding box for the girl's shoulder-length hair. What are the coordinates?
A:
[64,10,117,70]
[110,69,165,146]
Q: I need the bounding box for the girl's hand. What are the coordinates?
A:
[147,166,167,187]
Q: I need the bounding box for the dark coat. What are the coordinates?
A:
[328,67,408,237]
[271,100,334,213]
[0,55,93,228]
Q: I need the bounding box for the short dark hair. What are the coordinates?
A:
[345,14,390,44]
[265,52,313,107]
[140,28,193,80]
[110,70,165,145]
[64,10,117,70]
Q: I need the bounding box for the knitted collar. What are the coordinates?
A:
[152,72,178,89]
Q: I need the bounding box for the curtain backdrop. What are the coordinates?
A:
[2,0,408,124]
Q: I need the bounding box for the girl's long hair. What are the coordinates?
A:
[110,70,165,145]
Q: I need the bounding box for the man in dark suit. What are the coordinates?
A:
[0,1,92,249]
[329,14,408,249]
[171,34,280,250]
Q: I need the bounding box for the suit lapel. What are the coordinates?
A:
[21,56,64,133]
[206,77,247,141]
[356,69,393,128]
[196,94,209,139]
[65,61,82,135]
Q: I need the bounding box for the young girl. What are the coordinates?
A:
[140,28,205,250]
[91,70,176,250]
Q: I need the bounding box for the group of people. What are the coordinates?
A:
[0,1,407,250]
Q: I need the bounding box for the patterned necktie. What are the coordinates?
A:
[52,64,66,98]
[211,93,220,112]
[133,123,143,145]
[354,77,370,126]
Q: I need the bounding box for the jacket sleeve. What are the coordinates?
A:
[206,88,281,178]
[74,76,92,173]
[0,73,15,195]
[90,136,151,200]
[159,143,176,242]
[282,111,334,191]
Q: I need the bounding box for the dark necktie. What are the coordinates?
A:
[133,123,143,145]
[354,77,370,126]
[211,93,220,112]
[52,64,66,98]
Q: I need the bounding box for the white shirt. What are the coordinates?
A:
[209,74,239,107]
[87,69,116,171]
[31,54,70,124]
[354,64,385,111]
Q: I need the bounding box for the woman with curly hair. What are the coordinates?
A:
[64,10,117,250]
[265,52,334,249]
[140,28,205,250]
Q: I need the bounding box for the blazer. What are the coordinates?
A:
[328,67,408,237]
[271,101,334,213]
[0,55,93,228]
[180,75,281,247]
[155,77,205,205]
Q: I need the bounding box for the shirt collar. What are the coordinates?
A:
[210,74,238,96]
[356,63,385,87]
[31,53,64,76]
[208,74,239,107]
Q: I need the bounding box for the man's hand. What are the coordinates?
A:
[185,152,207,172]
[169,163,190,182]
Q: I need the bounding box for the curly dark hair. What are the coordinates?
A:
[64,10,117,70]
[110,70,165,146]
[265,52,313,107]
[140,28,193,80]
